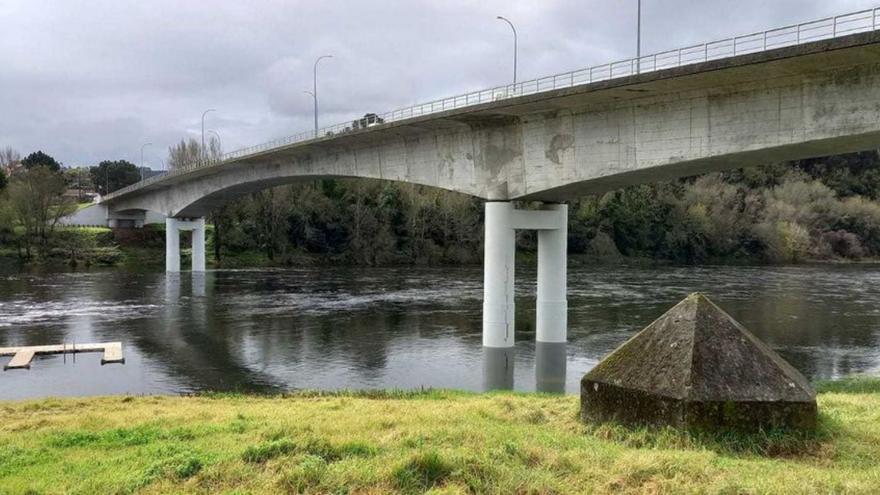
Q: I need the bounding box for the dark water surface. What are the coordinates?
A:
[1,265,879,400]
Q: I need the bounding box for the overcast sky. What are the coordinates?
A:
[1,0,876,168]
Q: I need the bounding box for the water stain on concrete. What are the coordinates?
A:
[545,134,574,164]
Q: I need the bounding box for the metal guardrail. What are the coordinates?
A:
[105,7,880,201]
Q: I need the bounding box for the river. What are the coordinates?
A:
[1,264,879,400]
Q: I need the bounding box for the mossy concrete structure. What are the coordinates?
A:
[99,31,880,347]
[581,293,817,431]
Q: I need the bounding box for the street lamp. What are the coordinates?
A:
[140,142,152,181]
[312,55,333,137]
[496,16,517,87]
[636,0,642,73]
[201,108,216,162]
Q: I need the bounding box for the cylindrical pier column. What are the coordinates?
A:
[536,204,567,343]
[191,218,206,272]
[483,201,516,348]
[165,217,180,273]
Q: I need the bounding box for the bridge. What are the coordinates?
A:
[96,8,880,349]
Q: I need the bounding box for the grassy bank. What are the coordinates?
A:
[1,378,879,494]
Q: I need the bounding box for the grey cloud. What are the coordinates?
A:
[1,0,876,167]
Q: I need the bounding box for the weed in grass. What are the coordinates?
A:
[46,430,101,448]
[241,439,296,463]
[130,451,206,491]
[0,446,48,477]
[392,450,455,493]
[280,454,328,492]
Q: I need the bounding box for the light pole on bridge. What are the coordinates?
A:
[496,16,518,87]
[636,0,642,74]
[201,109,216,163]
[312,55,333,138]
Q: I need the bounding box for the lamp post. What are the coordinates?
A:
[140,142,152,181]
[496,16,517,87]
[313,55,333,137]
[636,0,642,73]
[201,108,216,162]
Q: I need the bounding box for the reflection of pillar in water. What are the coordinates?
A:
[483,346,515,391]
[535,341,566,393]
[164,272,181,323]
[164,272,181,303]
[192,272,206,298]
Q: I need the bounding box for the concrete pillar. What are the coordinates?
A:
[483,202,516,348]
[165,218,180,272]
[536,204,568,343]
[191,218,206,272]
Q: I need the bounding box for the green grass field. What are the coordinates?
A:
[1,377,879,494]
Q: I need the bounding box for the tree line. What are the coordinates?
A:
[3,141,880,265]
[209,150,880,265]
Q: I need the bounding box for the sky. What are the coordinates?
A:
[0,0,877,169]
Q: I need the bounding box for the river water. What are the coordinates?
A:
[1,264,879,400]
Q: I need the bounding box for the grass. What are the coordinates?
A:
[0,380,879,494]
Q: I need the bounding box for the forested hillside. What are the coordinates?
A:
[210,150,880,265]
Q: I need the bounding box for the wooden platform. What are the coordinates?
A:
[1,342,125,370]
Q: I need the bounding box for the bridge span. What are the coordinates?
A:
[99,9,880,349]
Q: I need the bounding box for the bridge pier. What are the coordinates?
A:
[482,202,567,348]
[165,217,206,272]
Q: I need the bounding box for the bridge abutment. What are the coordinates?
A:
[482,202,568,348]
[165,217,206,272]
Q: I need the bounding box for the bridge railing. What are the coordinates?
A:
[105,7,880,201]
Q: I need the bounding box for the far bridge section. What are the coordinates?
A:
[100,9,880,349]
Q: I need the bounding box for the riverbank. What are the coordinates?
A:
[1,377,878,494]
[5,225,880,271]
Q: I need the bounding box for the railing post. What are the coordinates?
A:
[833,16,838,36]
[797,24,801,43]
[763,31,767,50]
[733,37,737,56]
[704,43,708,61]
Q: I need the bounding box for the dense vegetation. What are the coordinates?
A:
[211,150,880,265]
[3,146,880,266]
[1,377,878,493]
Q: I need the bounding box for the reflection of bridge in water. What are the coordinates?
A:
[89,9,880,358]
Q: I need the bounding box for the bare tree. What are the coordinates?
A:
[0,147,21,171]
[167,136,222,170]
[7,167,76,257]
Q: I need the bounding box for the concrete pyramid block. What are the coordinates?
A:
[581,293,817,430]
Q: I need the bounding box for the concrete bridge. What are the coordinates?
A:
[98,9,880,349]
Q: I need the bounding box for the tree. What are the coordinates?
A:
[167,136,221,170]
[0,147,20,171]
[64,167,93,201]
[89,160,140,196]
[21,151,61,173]
[0,168,6,191]
[6,166,76,257]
